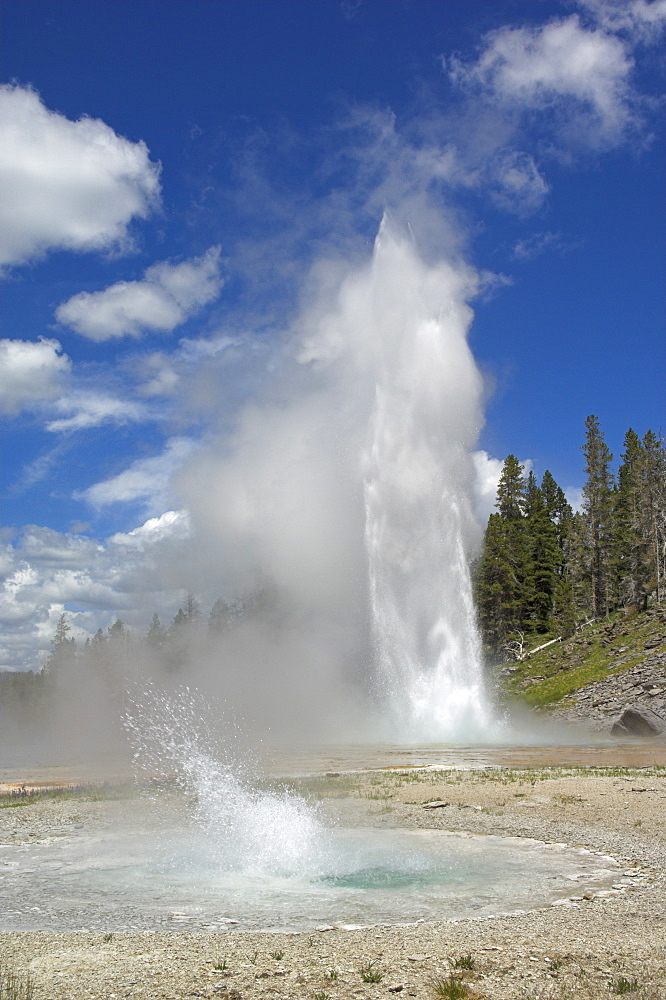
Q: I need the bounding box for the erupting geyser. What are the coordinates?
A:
[361,221,493,739]
[183,216,497,742]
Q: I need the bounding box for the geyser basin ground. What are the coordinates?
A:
[2,764,665,999]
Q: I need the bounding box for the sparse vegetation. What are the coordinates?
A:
[270,950,284,961]
[324,969,338,981]
[212,958,227,971]
[0,782,132,809]
[610,977,640,995]
[360,960,383,983]
[0,962,34,1000]
[451,954,475,971]
[431,974,471,999]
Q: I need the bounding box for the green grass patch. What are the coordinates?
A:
[451,954,475,971]
[609,976,640,994]
[359,961,383,983]
[518,655,644,707]
[498,603,665,708]
[431,975,471,999]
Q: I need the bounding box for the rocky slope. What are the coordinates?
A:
[497,603,666,733]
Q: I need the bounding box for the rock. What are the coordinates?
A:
[610,704,666,736]
[423,800,449,809]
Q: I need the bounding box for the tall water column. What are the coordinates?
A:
[362,220,493,740]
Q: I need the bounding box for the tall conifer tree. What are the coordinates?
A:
[524,472,561,631]
[581,415,615,617]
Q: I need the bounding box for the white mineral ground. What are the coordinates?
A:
[2,747,666,1000]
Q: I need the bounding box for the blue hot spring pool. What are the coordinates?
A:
[0,817,623,933]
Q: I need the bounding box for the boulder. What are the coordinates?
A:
[610,704,666,737]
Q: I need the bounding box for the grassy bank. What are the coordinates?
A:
[496,603,665,709]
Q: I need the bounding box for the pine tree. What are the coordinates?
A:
[551,571,577,637]
[91,628,107,648]
[564,511,593,620]
[183,593,202,623]
[523,472,561,631]
[540,470,573,546]
[581,415,615,617]
[475,455,528,651]
[615,429,648,608]
[146,612,165,650]
[496,454,526,521]
[475,513,523,650]
[641,430,666,603]
[107,619,128,643]
[164,608,191,671]
[44,613,76,674]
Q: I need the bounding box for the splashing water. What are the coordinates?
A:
[362,222,494,740]
[123,685,329,877]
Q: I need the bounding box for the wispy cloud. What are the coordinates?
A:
[580,0,666,43]
[79,437,198,509]
[448,14,640,150]
[45,392,148,433]
[55,246,224,341]
[512,230,584,261]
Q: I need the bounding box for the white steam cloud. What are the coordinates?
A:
[168,216,492,739]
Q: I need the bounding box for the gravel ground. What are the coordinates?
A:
[1,765,665,1000]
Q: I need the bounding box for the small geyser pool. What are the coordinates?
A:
[0,817,621,933]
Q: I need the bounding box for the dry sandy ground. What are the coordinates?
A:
[1,764,665,1000]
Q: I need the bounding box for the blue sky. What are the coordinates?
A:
[1,0,664,671]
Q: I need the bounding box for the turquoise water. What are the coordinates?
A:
[0,821,622,933]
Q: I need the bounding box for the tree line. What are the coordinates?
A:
[4,414,664,697]
[40,586,277,680]
[474,416,665,658]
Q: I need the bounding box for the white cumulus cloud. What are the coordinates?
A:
[108,509,191,549]
[0,338,71,415]
[0,515,194,669]
[0,84,161,269]
[471,450,505,526]
[55,246,223,341]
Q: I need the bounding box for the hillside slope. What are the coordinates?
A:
[496,603,666,732]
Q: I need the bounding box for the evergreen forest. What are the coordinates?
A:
[474,416,666,660]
